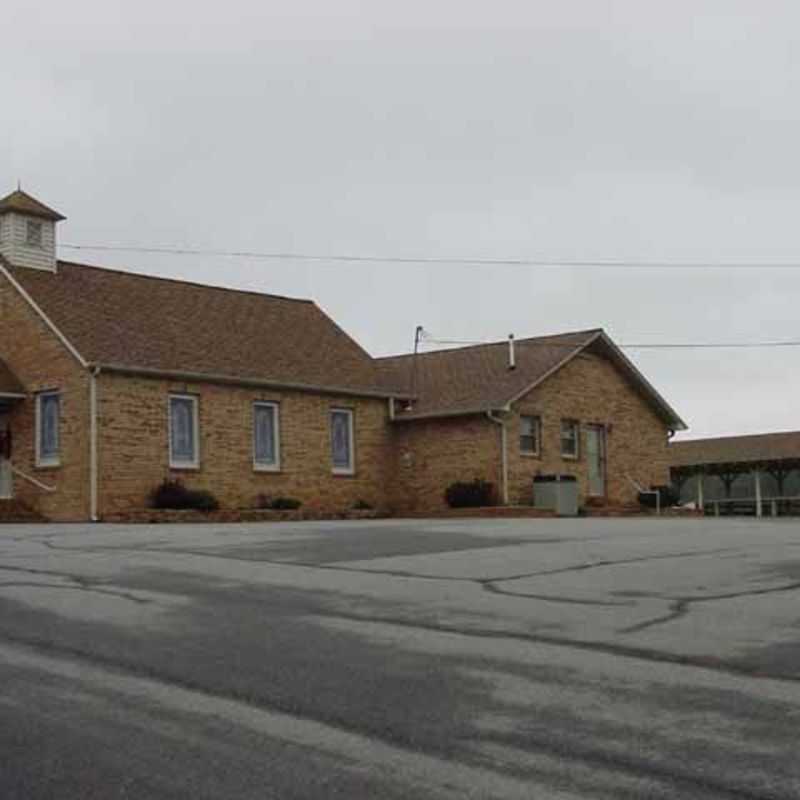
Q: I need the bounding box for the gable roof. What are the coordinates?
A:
[379,330,597,418]
[0,190,66,221]
[0,359,25,397]
[669,431,800,468]
[379,329,687,430]
[0,254,685,422]
[2,260,406,399]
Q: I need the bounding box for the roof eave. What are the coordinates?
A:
[593,332,688,431]
[92,363,413,401]
[391,405,507,423]
[0,190,66,221]
[482,329,687,431]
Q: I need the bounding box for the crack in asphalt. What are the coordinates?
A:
[0,581,152,604]
[4,538,798,679]
[86,543,741,609]
[482,582,634,607]
[305,609,800,683]
[0,563,88,580]
[134,547,647,607]
[0,565,151,605]
[7,540,752,613]
[618,600,690,634]
[619,581,800,634]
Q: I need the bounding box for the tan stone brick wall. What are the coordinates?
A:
[507,351,671,506]
[389,415,502,512]
[96,372,393,516]
[0,272,91,520]
[0,265,672,521]
[388,350,671,513]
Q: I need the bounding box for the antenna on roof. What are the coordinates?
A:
[16,179,21,191]
[508,333,516,370]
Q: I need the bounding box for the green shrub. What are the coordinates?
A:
[149,479,220,512]
[444,479,495,508]
[352,499,374,510]
[256,494,303,510]
[270,496,302,510]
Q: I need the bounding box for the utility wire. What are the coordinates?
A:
[56,245,800,350]
[59,242,800,270]
[421,336,800,351]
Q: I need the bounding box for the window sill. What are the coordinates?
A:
[169,464,200,472]
[332,469,356,478]
[520,452,541,459]
[35,462,61,471]
[254,465,282,473]
[561,454,579,461]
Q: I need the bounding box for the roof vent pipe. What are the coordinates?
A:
[508,334,516,370]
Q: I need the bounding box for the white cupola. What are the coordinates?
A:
[0,188,65,273]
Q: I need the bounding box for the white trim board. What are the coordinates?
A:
[0,260,87,368]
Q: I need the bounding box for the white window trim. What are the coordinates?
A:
[519,414,541,457]
[253,401,281,472]
[168,394,200,470]
[331,408,355,476]
[560,419,580,460]
[35,391,61,468]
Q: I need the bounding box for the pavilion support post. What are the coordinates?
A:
[721,473,737,499]
[754,469,762,518]
[697,472,705,512]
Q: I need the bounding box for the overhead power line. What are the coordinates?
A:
[59,242,800,270]
[421,336,800,351]
[56,244,800,351]
[618,341,800,350]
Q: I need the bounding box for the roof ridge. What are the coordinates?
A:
[54,259,314,305]
[376,328,602,361]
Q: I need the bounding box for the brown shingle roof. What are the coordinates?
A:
[379,329,686,430]
[379,330,599,418]
[0,189,66,221]
[0,257,686,423]
[0,359,25,396]
[669,431,800,468]
[5,260,405,398]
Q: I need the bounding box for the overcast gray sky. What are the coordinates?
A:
[4,0,799,439]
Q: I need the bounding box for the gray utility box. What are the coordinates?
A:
[533,474,579,517]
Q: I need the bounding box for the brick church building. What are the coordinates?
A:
[0,189,686,521]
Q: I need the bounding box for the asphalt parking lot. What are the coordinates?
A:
[1,517,799,799]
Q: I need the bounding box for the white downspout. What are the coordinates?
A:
[486,410,509,506]
[89,367,100,522]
